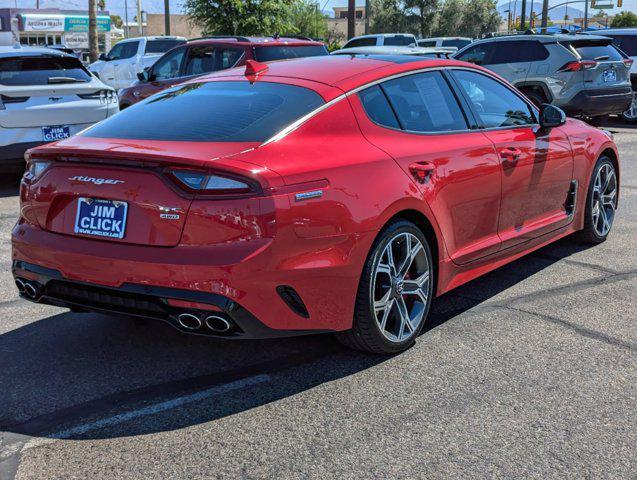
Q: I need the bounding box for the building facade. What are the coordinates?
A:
[0,8,112,60]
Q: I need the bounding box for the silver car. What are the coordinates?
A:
[454,34,633,124]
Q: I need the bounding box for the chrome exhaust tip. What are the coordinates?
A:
[205,315,231,333]
[177,313,202,330]
[24,281,40,299]
[15,278,26,294]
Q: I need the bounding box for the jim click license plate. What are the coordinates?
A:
[74,198,128,239]
[42,125,70,141]
[602,69,617,83]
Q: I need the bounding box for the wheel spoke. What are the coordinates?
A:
[378,298,394,331]
[399,237,423,278]
[602,189,616,207]
[395,296,412,339]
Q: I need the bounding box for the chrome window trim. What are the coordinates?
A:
[261,64,542,145]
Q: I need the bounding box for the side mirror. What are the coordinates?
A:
[137,69,150,82]
[99,53,108,61]
[539,104,566,129]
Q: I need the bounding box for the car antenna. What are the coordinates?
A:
[245,59,268,77]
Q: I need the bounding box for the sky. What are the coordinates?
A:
[3,0,636,18]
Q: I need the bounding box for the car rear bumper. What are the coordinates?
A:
[562,87,633,117]
[12,221,373,338]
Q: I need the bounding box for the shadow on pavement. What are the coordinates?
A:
[0,237,594,441]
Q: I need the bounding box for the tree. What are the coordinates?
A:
[88,0,99,63]
[110,14,123,29]
[285,1,328,39]
[404,0,438,37]
[370,0,411,34]
[184,0,295,35]
[433,0,465,36]
[611,11,637,28]
[456,0,499,38]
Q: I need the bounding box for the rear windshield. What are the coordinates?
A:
[606,35,637,56]
[254,45,328,62]
[441,39,471,49]
[145,39,186,54]
[0,55,91,86]
[83,81,325,142]
[566,40,623,61]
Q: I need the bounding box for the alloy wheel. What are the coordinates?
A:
[591,163,617,238]
[372,232,430,343]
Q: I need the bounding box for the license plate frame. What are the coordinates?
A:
[74,198,128,240]
[42,125,71,141]
[602,68,617,83]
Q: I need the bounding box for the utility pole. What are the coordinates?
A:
[137,0,143,36]
[364,0,370,35]
[347,0,355,39]
[164,0,170,35]
[520,0,527,29]
[88,0,98,62]
[124,0,129,38]
[540,0,549,31]
[583,0,589,29]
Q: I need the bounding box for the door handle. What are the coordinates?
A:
[500,147,522,162]
[409,162,435,183]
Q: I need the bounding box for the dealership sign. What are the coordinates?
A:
[20,14,111,32]
[65,15,111,32]
[21,14,64,32]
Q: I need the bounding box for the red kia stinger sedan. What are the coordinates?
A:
[12,55,619,354]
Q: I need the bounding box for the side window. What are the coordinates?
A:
[106,43,124,60]
[184,47,242,76]
[456,43,493,65]
[419,40,436,47]
[490,40,549,64]
[384,35,415,46]
[152,47,186,81]
[358,85,400,129]
[119,41,139,60]
[344,37,377,48]
[382,71,468,132]
[451,70,535,128]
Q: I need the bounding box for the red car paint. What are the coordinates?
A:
[13,56,619,339]
[117,36,328,108]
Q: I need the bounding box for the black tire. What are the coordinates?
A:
[621,93,637,124]
[337,219,434,354]
[523,90,547,108]
[576,156,618,244]
[587,115,608,127]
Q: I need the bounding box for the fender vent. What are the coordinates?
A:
[566,180,578,217]
[276,285,309,318]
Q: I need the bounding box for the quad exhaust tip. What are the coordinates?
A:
[16,279,42,300]
[15,278,26,294]
[177,313,202,330]
[205,315,231,333]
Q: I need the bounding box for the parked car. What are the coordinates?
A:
[588,28,637,123]
[89,36,186,90]
[332,45,456,58]
[417,37,472,50]
[0,45,118,173]
[14,55,619,354]
[454,33,633,124]
[118,36,329,108]
[341,33,417,49]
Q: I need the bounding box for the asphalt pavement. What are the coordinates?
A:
[0,121,635,479]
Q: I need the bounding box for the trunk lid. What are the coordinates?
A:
[27,138,267,247]
[566,38,631,90]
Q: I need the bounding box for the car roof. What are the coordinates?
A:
[118,36,186,42]
[0,45,74,59]
[592,28,637,35]
[348,33,416,39]
[197,55,479,99]
[471,33,612,44]
[332,46,455,55]
[187,36,324,46]
[420,37,472,41]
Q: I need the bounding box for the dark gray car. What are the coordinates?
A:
[454,34,633,124]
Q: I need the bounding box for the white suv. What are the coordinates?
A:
[341,34,417,49]
[0,46,118,172]
[89,36,186,90]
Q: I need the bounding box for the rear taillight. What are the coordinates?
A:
[78,90,117,103]
[23,152,51,181]
[168,169,258,196]
[559,60,597,72]
[623,58,634,68]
